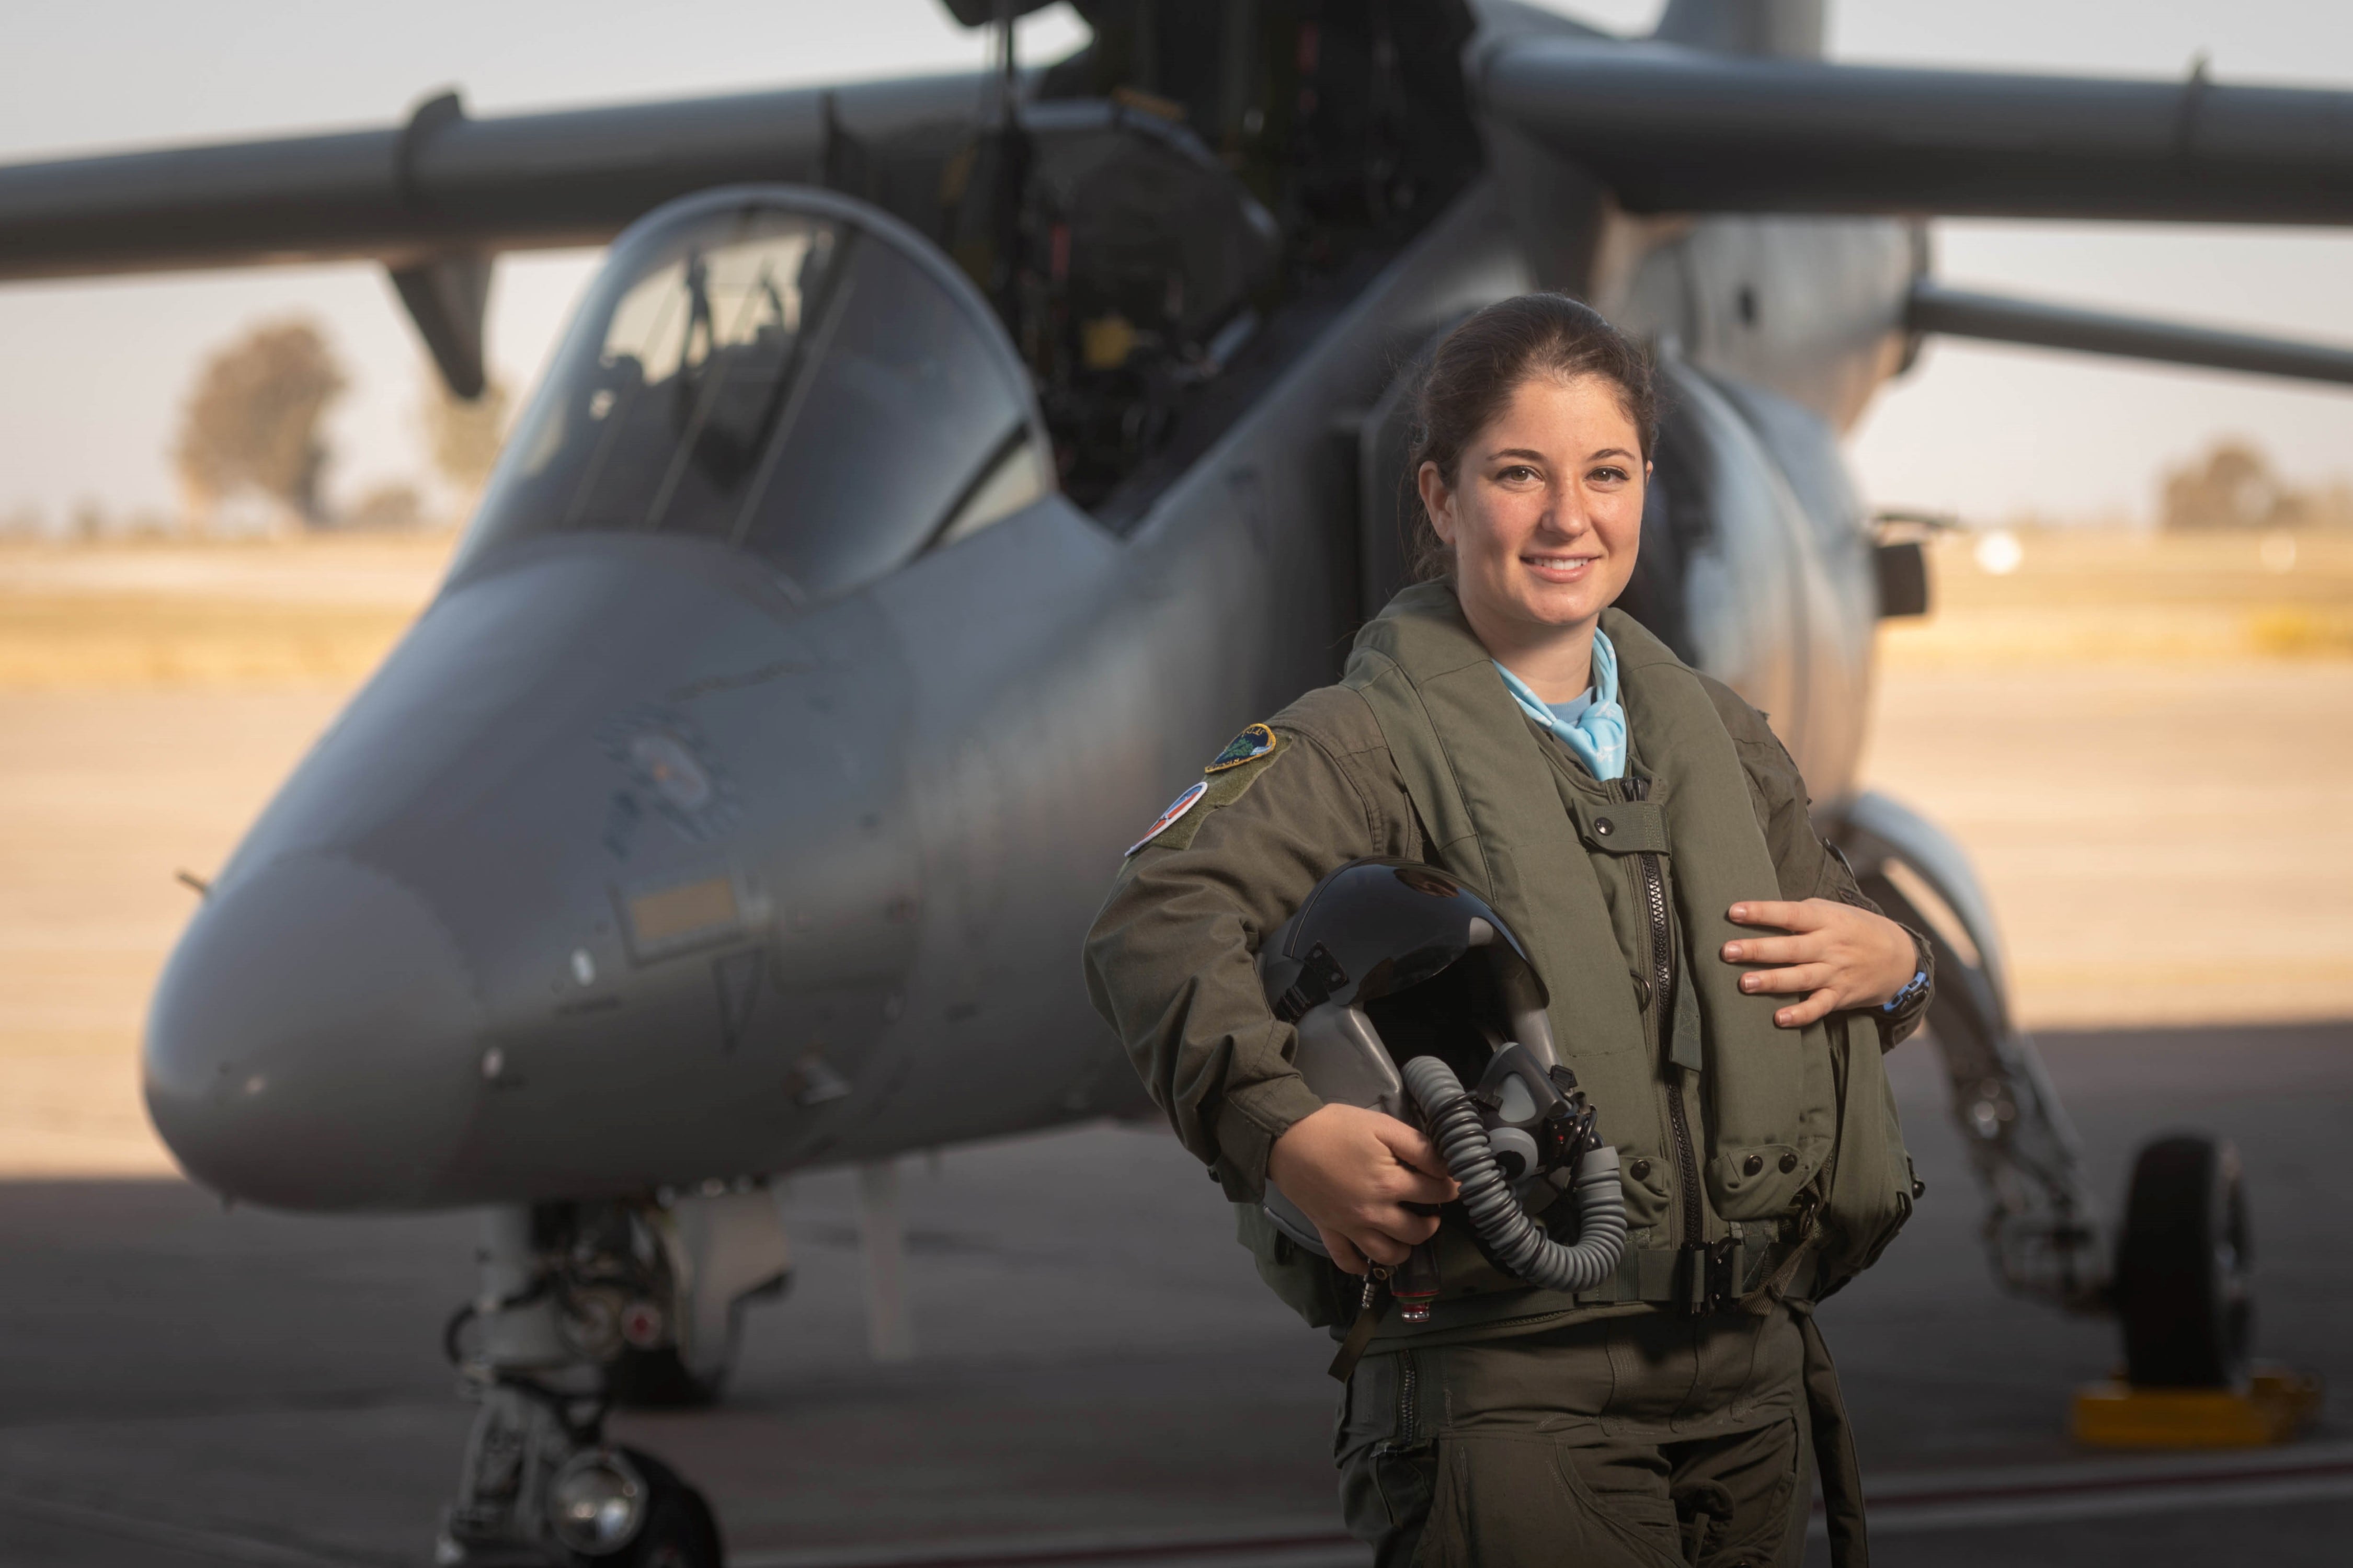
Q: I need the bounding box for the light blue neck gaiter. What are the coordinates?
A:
[1492,630,1627,781]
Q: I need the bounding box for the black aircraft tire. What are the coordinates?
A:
[588,1448,723,1568]
[2113,1133,2252,1388]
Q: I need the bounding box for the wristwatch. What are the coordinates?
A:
[1874,928,1936,1049]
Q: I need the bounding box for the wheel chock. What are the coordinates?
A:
[2072,1364,2323,1448]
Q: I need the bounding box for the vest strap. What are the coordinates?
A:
[1794,1302,1871,1567]
[1573,1234,1804,1311]
[1327,1275,1393,1383]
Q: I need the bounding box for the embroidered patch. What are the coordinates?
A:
[1126,780,1209,856]
[1206,722,1279,773]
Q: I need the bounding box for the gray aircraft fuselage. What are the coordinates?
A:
[142,165,1913,1214]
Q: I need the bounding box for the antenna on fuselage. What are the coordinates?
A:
[991,0,1018,122]
[941,0,1032,329]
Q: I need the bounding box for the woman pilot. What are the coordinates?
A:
[1083,294,1932,1567]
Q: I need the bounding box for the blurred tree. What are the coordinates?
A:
[174,317,346,530]
[2305,481,2353,530]
[424,370,511,506]
[341,482,427,531]
[2161,440,2291,532]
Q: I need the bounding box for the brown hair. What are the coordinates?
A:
[1403,294,1657,581]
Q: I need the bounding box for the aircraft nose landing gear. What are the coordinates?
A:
[546,1448,722,1567]
[436,1195,780,1565]
[437,1383,718,1567]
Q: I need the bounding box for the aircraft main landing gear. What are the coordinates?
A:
[2111,1132,2253,1390]
[435,1193,784,1565]
[2071,1131,2320,1446]
[1833,794,2315,1443]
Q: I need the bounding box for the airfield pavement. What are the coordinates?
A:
[0,527,2347,1564]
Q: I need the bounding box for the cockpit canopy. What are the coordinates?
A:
[453,188,1054,598]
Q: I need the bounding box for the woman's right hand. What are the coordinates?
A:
[1266,1103,1459,1275]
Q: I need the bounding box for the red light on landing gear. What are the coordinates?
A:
[620,1300,665,1348]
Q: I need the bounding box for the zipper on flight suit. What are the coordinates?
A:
[1623,776,1707,1296]
[1369,1347,1427,1529]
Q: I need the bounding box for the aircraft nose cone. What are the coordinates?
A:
[144,854,483,1209]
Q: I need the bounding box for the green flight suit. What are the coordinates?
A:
[1083,587,1927,1567]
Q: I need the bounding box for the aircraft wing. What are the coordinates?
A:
[0,73,987,281]
[18,39,2353,295]
[9,37,2353,397]
[0,72,987,394]
[1475,38,2353,224]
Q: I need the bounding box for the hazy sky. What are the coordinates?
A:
[4,0,2352,529]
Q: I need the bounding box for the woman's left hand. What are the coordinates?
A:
[1719,899,1919,1028]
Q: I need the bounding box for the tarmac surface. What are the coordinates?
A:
[1,1017,2346,1567]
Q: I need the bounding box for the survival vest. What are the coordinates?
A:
[1243,585,1914,1343]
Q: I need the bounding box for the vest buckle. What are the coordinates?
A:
[1677,1238,1741,1313]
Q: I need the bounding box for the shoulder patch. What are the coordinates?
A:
[1126,781,1209,856]
[1127,738,1292,857]
[1205,722,1279,773]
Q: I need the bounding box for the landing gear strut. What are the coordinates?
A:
[435,1192,786,1565]
[1836,793,2111,1310]
[1833,794,2300,1436]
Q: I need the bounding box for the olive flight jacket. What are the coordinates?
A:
[1083,605,1933,1216]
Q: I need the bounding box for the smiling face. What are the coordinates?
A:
[1417,372,1648,696]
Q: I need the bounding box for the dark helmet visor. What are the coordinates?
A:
[1260,859,1547,1017]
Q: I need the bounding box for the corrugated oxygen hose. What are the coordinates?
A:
[1401,1055,1628,1294]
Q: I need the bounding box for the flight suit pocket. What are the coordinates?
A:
[1704,1017,1835,1222]
[1374,1441,1437,1536]
[1614,1155,1671,1232]
[1336,1354,1436,1564]
[1412,1436,1684,1568]
[1669,1417,1806,1568]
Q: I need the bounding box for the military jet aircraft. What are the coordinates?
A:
[2,0,2345,1560]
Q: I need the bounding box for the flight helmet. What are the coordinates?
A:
[1259,857,1559,1114]
[1254,860,1624,1301]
